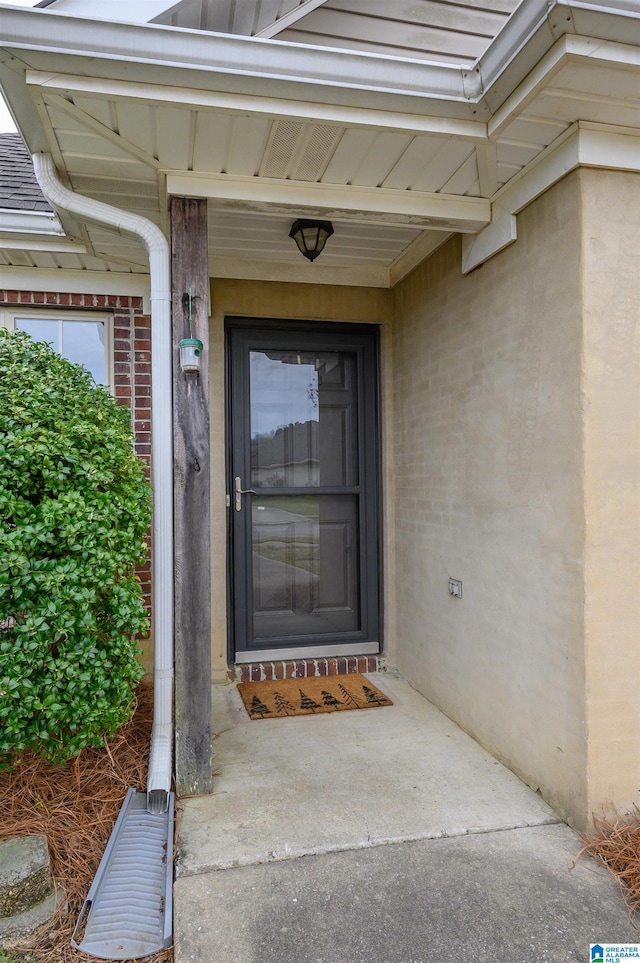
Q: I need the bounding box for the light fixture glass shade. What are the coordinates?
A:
[289,219,334,261]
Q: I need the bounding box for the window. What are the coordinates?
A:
[0,310,113,388]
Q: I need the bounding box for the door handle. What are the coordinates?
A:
[234,476,257,512]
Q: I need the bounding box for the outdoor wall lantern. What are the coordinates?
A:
[179,288,203,374]
[289,219,334,261]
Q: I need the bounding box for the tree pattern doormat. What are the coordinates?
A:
[237,673,393,720]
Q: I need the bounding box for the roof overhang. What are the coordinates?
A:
[1,0,640,284]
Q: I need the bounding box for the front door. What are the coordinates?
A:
[228,319,381,662]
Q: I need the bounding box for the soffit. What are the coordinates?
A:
[152,0,521,66]
[1,2,640,285]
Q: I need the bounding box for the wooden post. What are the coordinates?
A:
[171,197,212,797]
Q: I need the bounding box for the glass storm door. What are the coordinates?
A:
[228,320,380,660]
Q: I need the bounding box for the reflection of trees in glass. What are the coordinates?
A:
[252,537,319,576]
[252,494,320,577]
[251,420,319,488]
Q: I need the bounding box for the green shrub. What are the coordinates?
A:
[0,329,152,766]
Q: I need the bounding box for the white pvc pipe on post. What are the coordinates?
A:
[32,152,174,814]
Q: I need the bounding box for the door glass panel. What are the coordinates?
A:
[250,349,357,488]
[251,494,359,639]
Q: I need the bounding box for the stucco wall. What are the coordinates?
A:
[208,279,393,683]
[581,169,640,819]
[391,174,588,825]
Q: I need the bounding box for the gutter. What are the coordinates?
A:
[32,152,173,816]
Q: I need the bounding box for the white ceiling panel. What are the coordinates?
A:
[529,89,640,130]
[548,62,640,105]
[72,96,116,130]
[225,116,272,176]
[0,246,144,273]
[496,162,521,185]
[322,130,411,187]
[192,113,234,173]
[207,207,420,267]
[155,107,195,170]
[409,141,476,193]
[64,154,157,182]
[497,116,569,149]
[55,129,136,160]
[116,103,158,161]
[347,132,416,190]
[440,152,480,196]
[381,136,449,190]
[496,141,544,168]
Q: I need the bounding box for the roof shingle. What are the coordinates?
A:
[0,132,52,212]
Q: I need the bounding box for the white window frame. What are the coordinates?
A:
[0,309,114,391]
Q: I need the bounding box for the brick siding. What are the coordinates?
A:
[228,656,386,683]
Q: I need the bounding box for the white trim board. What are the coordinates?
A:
[0,266,150,310]
[25,70,488,142]
[166,172,491,233]
[462,124,640,273]
[0,208,64,235]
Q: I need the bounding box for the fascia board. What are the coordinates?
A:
[567,0,640,40]
[0,265,150,303]
[476,0,640,110]
[0,50,49,153]
[0,208,64,235]
[165,171,491,233]
[0,6,469,107]
[208,255,390,288]
[462,123,640,272]
[472,0,553,103]
[25,71,488,142]
[0,234,85,252]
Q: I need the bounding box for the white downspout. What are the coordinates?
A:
[33,152,173,815]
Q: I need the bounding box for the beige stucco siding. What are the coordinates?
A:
[391,174,588,825]
[205,170,639,830]
[581,169,640,819]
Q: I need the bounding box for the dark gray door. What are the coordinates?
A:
[228,319,380,658]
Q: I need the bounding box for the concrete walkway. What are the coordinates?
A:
[174,673,638,962]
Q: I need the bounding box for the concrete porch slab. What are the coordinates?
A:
[173,674,637,963]
[174,823,638,963]
[175,673,560,878]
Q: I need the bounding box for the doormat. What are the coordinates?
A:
[237,673,393,720]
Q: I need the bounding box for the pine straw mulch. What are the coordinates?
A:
[580,807,640,920]
[0,680,173,963]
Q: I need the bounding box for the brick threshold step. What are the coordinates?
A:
[228,655,386,684]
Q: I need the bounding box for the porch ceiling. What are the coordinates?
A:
[1,1,640,286]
